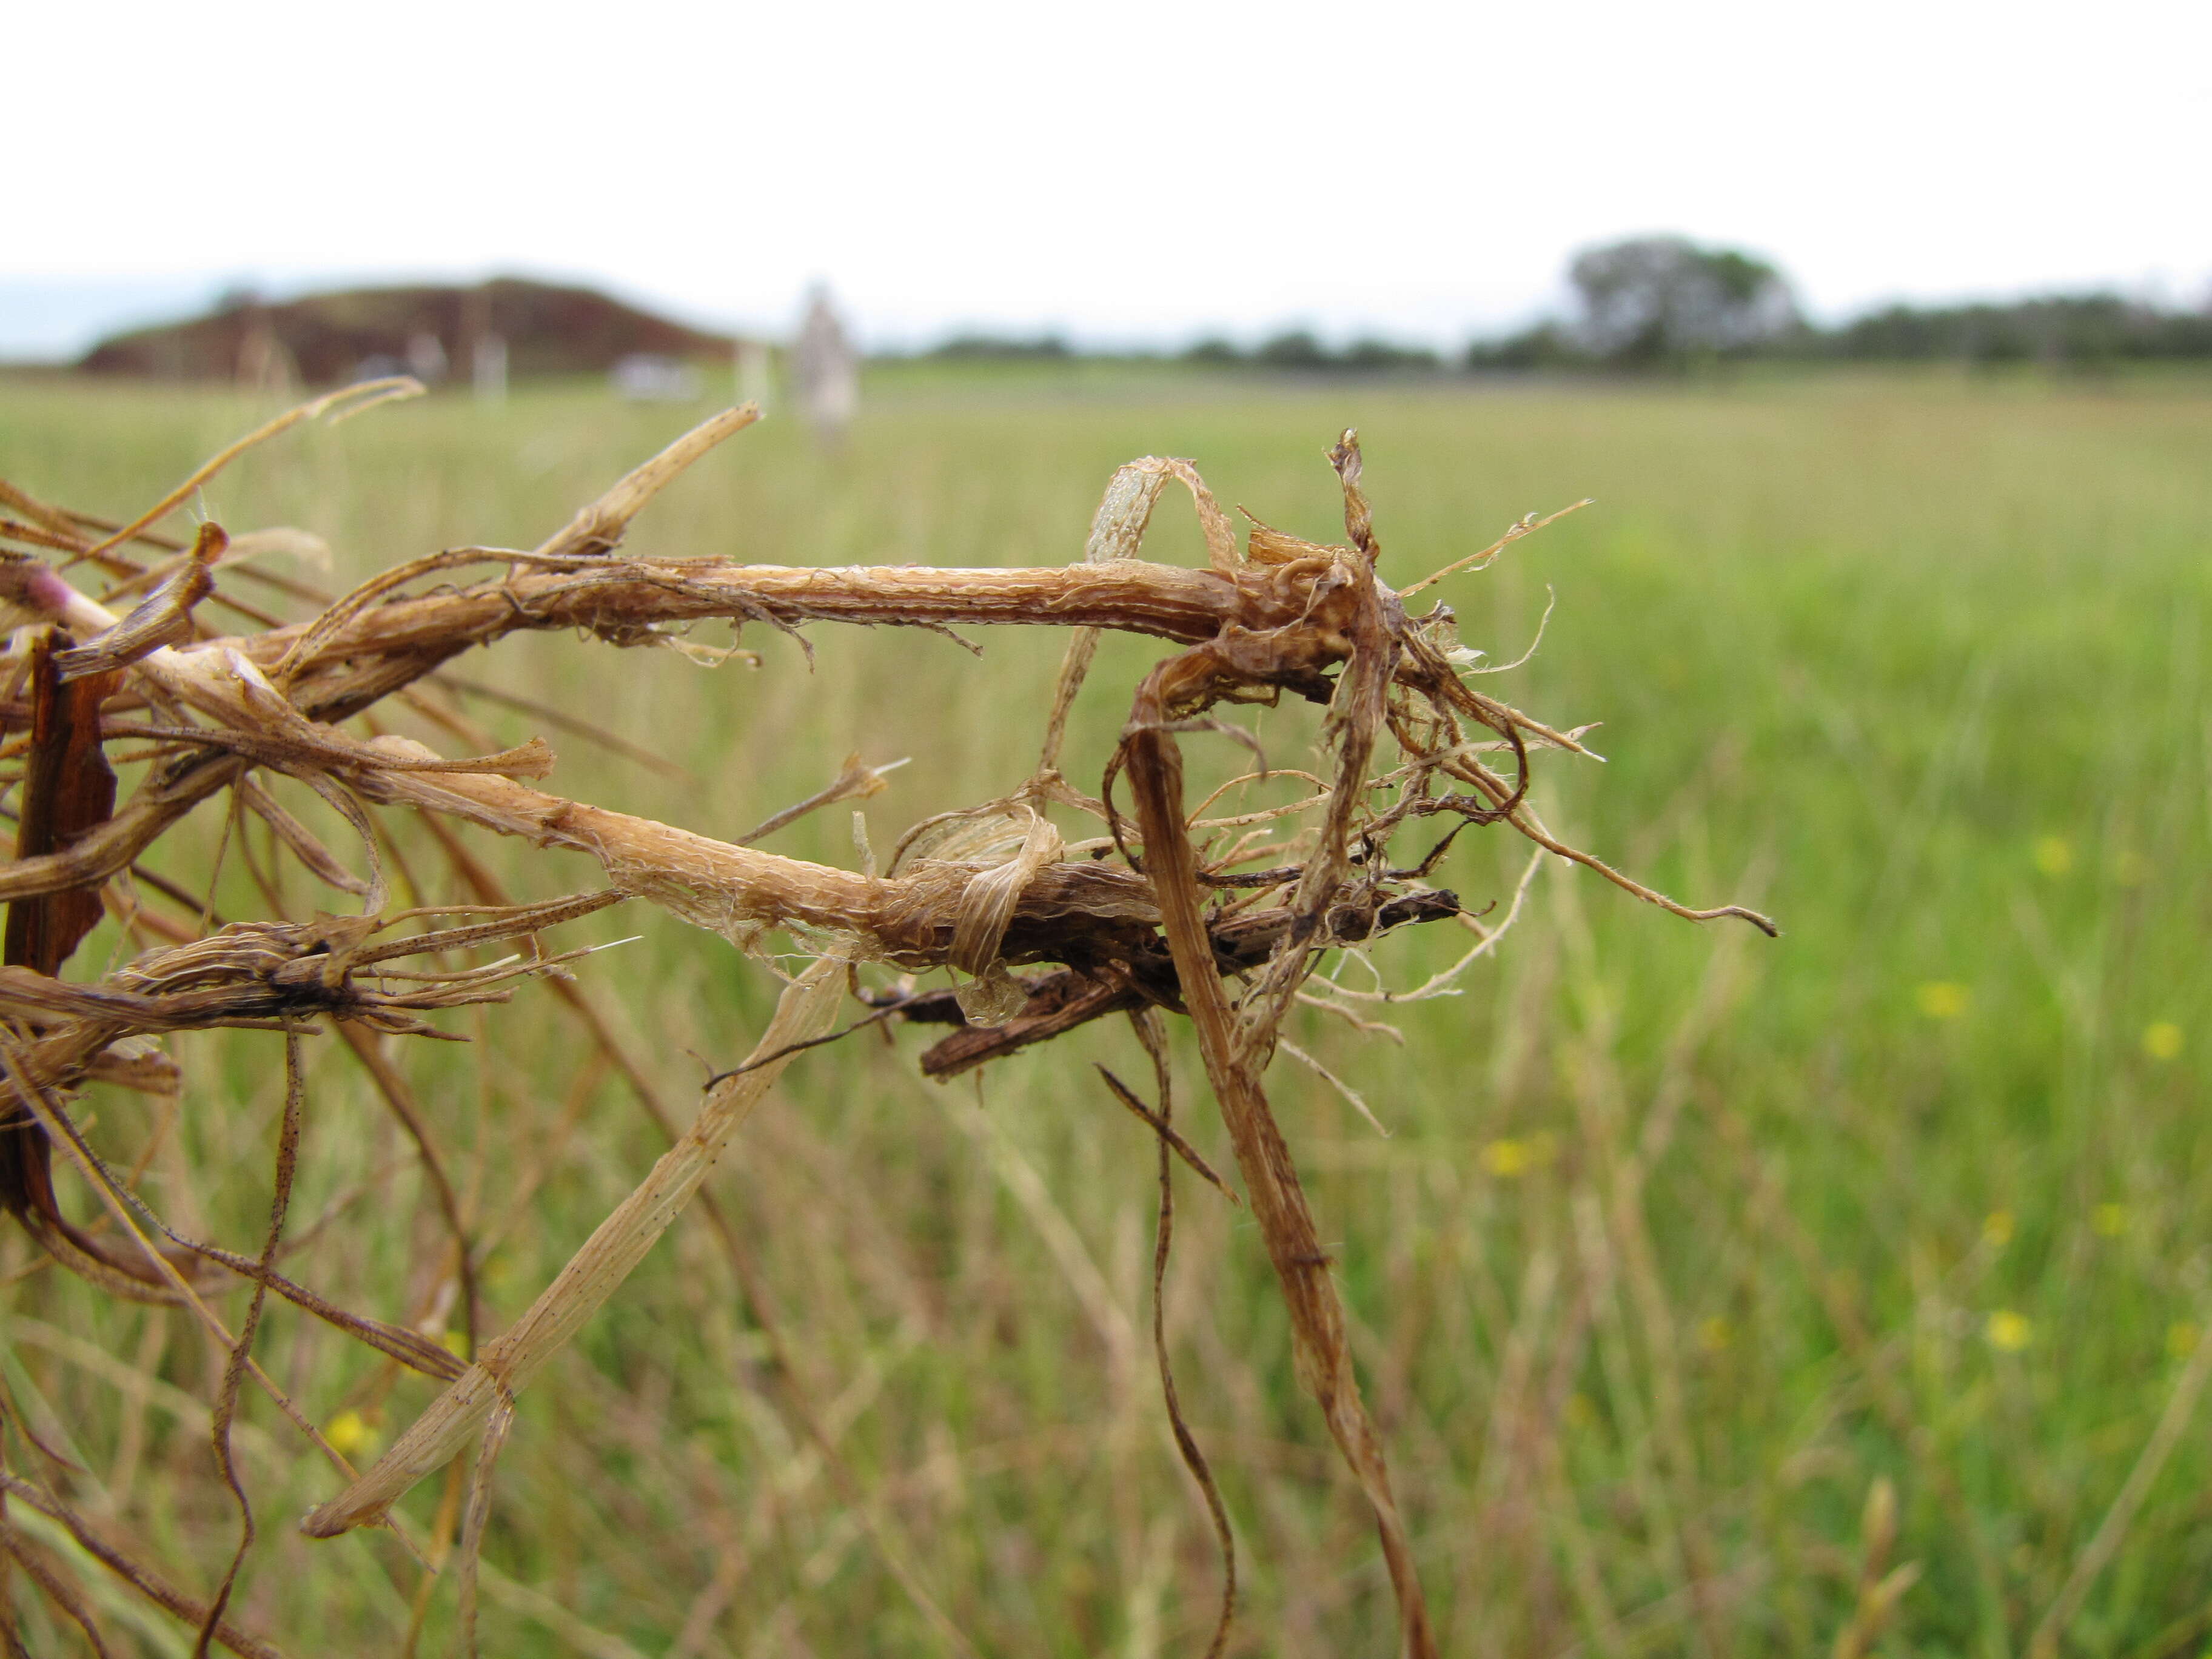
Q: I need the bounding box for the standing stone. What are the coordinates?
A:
[463,284,506,403]
[406,331,449,384]
[788,285,857,446]
[473,334,509,403]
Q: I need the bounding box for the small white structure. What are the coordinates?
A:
[463,284,507,403]
[405,331,449,383]
[788,285,857,445]
[611,354,702,401]
[473,334,509,403]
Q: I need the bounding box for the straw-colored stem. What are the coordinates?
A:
[300,957,846,1537]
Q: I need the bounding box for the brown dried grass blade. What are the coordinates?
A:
[352,888,615,950]
[1236,434,1403,1053]
[1122,689,1436,1658]
[529,403,760,561]
[192,1032,304,1659]
[106,714,555,785]
[414,802,979,1659]
[1124,1013,1236,1658]
[1,517,93,560]
[0,480,93,549]
[1395,498,1594,599]
[453,1392,516,1657]
[0,747,243,908]
[0,1513,115,1657]
[0,1040,368,1490]
[301,957,846,1537]
[1439,752,1779,935]
[266,549,504,689]
[434,674,689,781]
[734,751,905,846]
[1037,457,1178,773]
[0,1472,289,1659]
[1094,1064,1237,1204]
[176,1236,464,1381]
[55,523,223,680]
[81,378,424,562]
[336,1022,480,1353]
[1275,1037,1391,1138]
[237,776,373,898]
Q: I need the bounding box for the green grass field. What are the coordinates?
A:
[3,367,2210,1657]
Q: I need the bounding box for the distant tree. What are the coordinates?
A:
[1464,323,1579,372]
[1826,293,2212,366]
[1244,333,1441,374]
[1181,337,1244,366]
[1340,338,1441,373]
[1567,236,1801,367]
[1253,330,1332,370]
[1461,264,2212,373]
[930,332,1072,361]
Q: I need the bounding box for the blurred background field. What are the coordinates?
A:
[3,366,2210,1656]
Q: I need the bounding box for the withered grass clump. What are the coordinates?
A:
[0,384,1772,1658]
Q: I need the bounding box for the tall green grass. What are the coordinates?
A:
[2,369,2209,1656]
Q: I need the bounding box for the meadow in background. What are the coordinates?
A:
[2,363,2208,1655]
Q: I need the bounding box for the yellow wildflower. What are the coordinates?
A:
[2144,1022,2184,1061]
[2092,1203,2127,1238]
[324,1409,380,1460]
[1916,982,1970,1020]
[1982,1210,2015,1247]
[1482,1139,1530,1178]
[2033,836,2074,877]
[1986,1310,2033,1352]
[1481,1132,1558,1179]
[1697,1316,1734,1353]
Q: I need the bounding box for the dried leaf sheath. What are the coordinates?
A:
[4,635,119,976]
[1,633,124,1275]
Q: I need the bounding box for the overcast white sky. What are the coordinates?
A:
[7,0,2207,356]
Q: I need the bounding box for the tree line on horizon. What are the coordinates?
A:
[920,236,2212,373]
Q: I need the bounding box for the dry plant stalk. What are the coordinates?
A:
[0,394,1774,1658]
